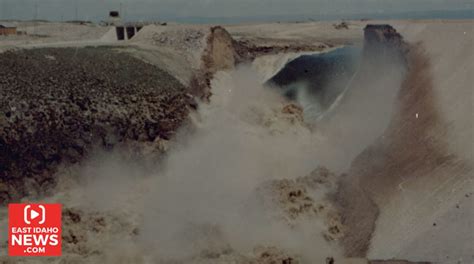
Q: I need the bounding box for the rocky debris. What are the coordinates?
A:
[363,24,408,58]
[60,207,139,257]
[0,47,191,203]
[233,39,329,63]
[152,28,207,54]
[252,246,299,264]
[131,25,209,72]
[281,104,304,124]
[257,167,345,241]
[259,178,318,220]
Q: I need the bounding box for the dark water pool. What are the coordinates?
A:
[266,46,361,119]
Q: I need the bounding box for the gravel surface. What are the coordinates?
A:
[0,47,190,203]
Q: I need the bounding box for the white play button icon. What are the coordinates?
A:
[23,205,46,224]
[30,210,40,220]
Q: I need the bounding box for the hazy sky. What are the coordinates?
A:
[0,0,472,22]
